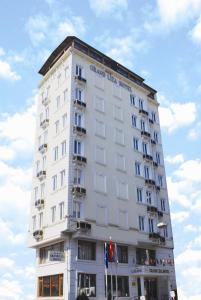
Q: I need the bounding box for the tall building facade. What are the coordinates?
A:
[28,36,177,300]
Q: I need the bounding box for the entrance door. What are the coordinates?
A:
[144,278,158,300]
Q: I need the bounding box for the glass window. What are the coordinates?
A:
[76,64,83,77]
[144,166,150,179]
[158,175,163,187]
[139,98,143,109]
[139,216,145,231]
[136,248,156,266]
[74,140,82,155]
[53,146,58,161]
[137,188,143,203]
[75,112,83,127]
[56,95,60,110]
[133,138,139,151]
[77,273,96,297]
[156,152,161,164]
[130,94,135,105]
[78,240,96,260]
[59,202,64,220]
[146,190,152,205]
[34,187,38,201]
[38,274,63,297]
[148,218,154,233]
[160,198,166,211]
[140,119,145,131]
[61,140,66,156]
[135,162,141,176]
[60,169,66,187]
[55,120,59,134]
[32,215,36,231]
[62,113,67,128]
[75,88,83,101]
[73,201,81,219]
[51,206,56,223]
[117,245,128,263]
[105,275,129,297]
[131,114,137,127]
[52,175,57,191]
[74,169,83,185]
[39,212,43,228]
[142,142,148,155]
[64,89,68,102]
[41,183,45,198]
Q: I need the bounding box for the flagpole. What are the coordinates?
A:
[105,266,108,299]
[115,243,118,300]
[111,262,113,300]
[104,242,108,300]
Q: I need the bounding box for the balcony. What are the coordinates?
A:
[147,206,158,213]
[151,139,156,145]
[75,75,87,83]
[145,179,155,186]
[35,199,44,209]
[38,143,48,154]
[158,211,163,218]
[143,154,153,162]
[48,250,65,262]
[40,119,49,129]
[42,96,50,106]
[73,125,86,136]
[149,118,154,124]
[33,229,43,240]
[74,99,86,109]
[155,185,161,192]
[76,221,91,232]
[72,186,86,197]
[141,130,151,138]
[37,170,46,181]
[73,154,87,165]
[139,109,149,117]
[149,232,160,239]
[153,161,158,168]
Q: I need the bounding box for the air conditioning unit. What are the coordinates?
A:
[33,229,43,240]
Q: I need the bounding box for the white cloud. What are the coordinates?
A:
[26,14,49,46]
[159,102,196,133]
[0,218,26,246]
[174,159,201,182]
[188,121,201,140]
[0,47,5,56]
[171,211,189,223]
[184,224,199,232]
[88,0,128,17]
[56,17,86,42]
[0,257,15,269]
[190,16,201,43]
[165,153,184,164]
[176,248,201,265]
[157,0,201,27]
[0,60,21,81]
[0,279,23,300]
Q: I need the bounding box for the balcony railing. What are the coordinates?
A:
[139,109,149,116]
[73,125,86,136]
[73,154,87,165]
[75,75,87,83]
[145,179,155,186]
[74,99,86,109]
[72,186,86,197]
[37,170,46,181]
[40,119,49,129]
[141,130,151,138]
[38,143,48,154]
[35,199,44,209]
[147,206,158,213]
[33,229,43,240]
[143,154,153,162]
[76,221,91,232]
[149,232,160,239]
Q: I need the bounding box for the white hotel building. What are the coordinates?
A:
[28,36,177,300]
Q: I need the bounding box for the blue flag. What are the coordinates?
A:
[104,242,108,269]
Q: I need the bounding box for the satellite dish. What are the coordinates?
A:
[157,222,167,228]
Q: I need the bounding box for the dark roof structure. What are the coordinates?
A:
[39,36,157,98]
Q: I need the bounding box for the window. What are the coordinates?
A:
[74,140,82,155]
[55,120,59,134]
[39,242,64,264]
[34,187,38,201]
[158,175,163,187]
[137,188,143,203]
[38,274,63,297]
[139,98,143,109]
[36,160,40,175]
[42,155,46,170]
[51,206,56,223]
[139,216,145,231]
[75,87,84,102]
[148,218,154,233]
[156,152,161,165]
[77,273,96,297]
[73,201,82,218]
[115,128,124,145]
[154,131,159,143]
[44,130,48,143]
[59,202,64,220]
[163,226,168,238]
[38,135,41,147]
[160,198,166,211]
[135,161,141,176]
[61,140,66,156]
[117,245,128,263]
[56,96,60,110]
[131,114,137,127]
[136,248,156,266]
[32,215,36,231]
[144,166,150,179]
[151,111,156,122]
[64,66,69,78]
[40,183,45,198]
[57,74,61,88]
[130,94,135,105]
[63,89,68,102]
[53,146,58,161]
[133,138,139,151]
[142,142,148,155]
[76,64,83,77]
[140,119,145,131]
[60,170,66,187]
[62,113,67,128]
[40,112,43,124]
[39,212,43,228]
[78,240,96,260]
[75,112,83,127]
[146,190,152,205]
[52,175,57,191]
[105,276,129,298]
[74,169,83,185]
[45,107,49,119]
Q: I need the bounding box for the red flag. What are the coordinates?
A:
[109,238,113,262]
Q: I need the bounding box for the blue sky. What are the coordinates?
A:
[1,0,201,299]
